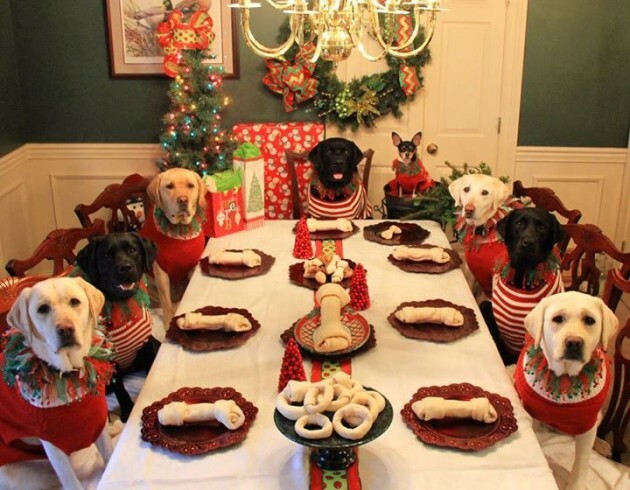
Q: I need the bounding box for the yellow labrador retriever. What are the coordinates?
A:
[448,174,511,227]
[515,291,619,490]
[1,277,113,490]
[140,168,207,324]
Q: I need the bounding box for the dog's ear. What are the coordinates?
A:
[349,141,363,167]
[411,132,422,147]
[76,237,104,284]
[392,132,402,147]
[548,213,564,245]
[447,177,466,206]
[134,233,158,272]
[74,277,105,327]
[7,287,34,339]
[524,296,548,347]
[496,213,510,242]
[308,141,324,168]
[598,298,619,351]
[194,172,207,212]
[147,173,164,207]
[491,179,511,211]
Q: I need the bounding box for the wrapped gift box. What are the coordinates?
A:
[232,122,324,219]
[203,170,245,237]
[233,142,265,230]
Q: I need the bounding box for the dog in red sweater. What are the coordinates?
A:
[0,277,114,489]
[141,168,207,324]
[514,292,618,490]
[388,132,434,197]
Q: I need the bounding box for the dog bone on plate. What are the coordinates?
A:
[177,312,252,332]
[392,245,450,264]
[158,400,245,429]
[307,218,353,233]
[380,225,402,240]
[312,284,353,353]
[412,396,497,423]
[395,306,464,327]
[207,250,262,268]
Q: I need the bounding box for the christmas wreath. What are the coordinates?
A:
[263,17,431,130]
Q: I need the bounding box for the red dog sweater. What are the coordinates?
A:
[0,330,113,465]
[514,336,610,436]
[307,174,373,219]
[140,206,206,284]
[389,158,434,195]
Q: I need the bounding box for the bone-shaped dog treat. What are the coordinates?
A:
[395,306,464,327]
[177,312,252,332]
[411,396,498,423]
[332,403,374,440]
[392,245,450,264]
[158,399,245,429]
[380,225,402,240]
[307,218,353,233]
[312,284,352,353]
[208,250,262,268]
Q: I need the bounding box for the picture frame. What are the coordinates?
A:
[105,0,239,79]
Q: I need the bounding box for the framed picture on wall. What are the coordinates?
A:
[105,0,239,78]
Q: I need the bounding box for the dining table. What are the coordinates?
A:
[98,220,557,489]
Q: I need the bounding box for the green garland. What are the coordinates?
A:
[270,18,430,131]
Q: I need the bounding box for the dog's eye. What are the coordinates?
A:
[70,298,81,307]
[165,183,174,190]
[463,186,470,193]
[128,247,137,255]
[481,190,489,196]
[583,315,596,326]
[552,315,564,323]
[37,304,50,314]
[187,182,194,189]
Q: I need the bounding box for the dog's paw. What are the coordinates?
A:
[592,437,612,458]
[108,420,124,438]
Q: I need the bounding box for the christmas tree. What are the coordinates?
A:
[156,9,236,176]
[247,173,264,213]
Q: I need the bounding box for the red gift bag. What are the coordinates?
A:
[204,187,245,238]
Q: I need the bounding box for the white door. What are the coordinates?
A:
[328,0,509,212]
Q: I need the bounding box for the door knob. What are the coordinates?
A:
[427,143,438,155]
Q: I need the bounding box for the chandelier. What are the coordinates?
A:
[229,0,444,63]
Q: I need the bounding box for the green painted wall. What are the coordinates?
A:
[519,1,630,147]
[8,1,312,145]
[0,0,25,156]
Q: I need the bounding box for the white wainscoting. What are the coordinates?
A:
[0,143,627,277]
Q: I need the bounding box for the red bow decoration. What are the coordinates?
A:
[156,9,215,77]
[262,44,319,112]
[396,15,421,97]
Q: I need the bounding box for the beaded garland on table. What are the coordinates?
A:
[154,206,206,240]
[2,328,114,406]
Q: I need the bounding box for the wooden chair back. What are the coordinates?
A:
[597,268,630,461]
[561,223,630,304]
[74,173,151,233]
[5,219,106,277]
[286,149,374,219]
[512,180,582,254]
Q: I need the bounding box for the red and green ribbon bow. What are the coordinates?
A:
[156,9,215,77]
[262,43,319,112]
[396,15,421,96]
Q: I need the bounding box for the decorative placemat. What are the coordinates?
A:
[141,386,258,455]
[387,299,478,342]
[401,382,518,451]
[199,249,275,280]
[289,259,360,290]
[387,245,462,274]
[363,221,430,246]
[166,306,261,352]
[294,221,361,240]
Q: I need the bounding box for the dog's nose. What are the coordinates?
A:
[117,262,132,274]
[520,237,533,248]
[563,336,584,360]
[177,196,189,206]
[56,323,75,339]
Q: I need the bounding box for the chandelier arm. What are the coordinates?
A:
[264,0,297,9]
[384,10,436,58]
[357,40,388,62]
[240,9,299,58]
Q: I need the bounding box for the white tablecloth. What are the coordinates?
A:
[98,220,557,490]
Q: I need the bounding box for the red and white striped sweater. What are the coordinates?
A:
[307,183,372,219]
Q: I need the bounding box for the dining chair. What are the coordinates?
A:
[5,219,106,277]
[74,173,151,233]
[512,180,582,254]
[286,148,374,219]
[597,268,630,462]
[561,223,630,304]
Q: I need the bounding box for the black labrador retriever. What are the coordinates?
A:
[308,138,364,194]
[76,232,159,421]
[480,207,564,364]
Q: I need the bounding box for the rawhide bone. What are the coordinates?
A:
[307,218,353,233]
[395,306,464,327]
[157,400,245,429]
[412,396,497,423]
[392,245,450,264]
[380,225,402,240]
[313,284,353,353]
[208,250,262,268]
[176,311,252,332]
